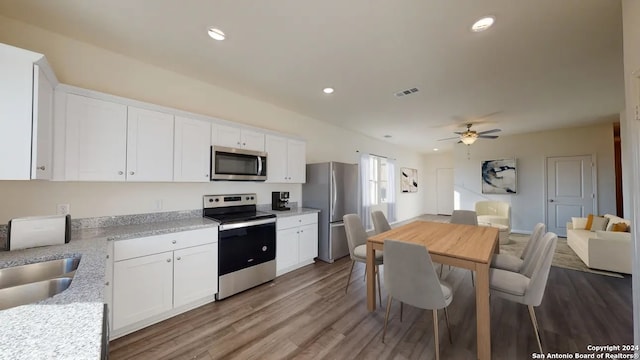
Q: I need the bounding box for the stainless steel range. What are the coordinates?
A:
[203,193,276,300]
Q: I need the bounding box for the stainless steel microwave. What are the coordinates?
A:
[210,146,267,181]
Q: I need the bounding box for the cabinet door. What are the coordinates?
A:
[65,94,127,181]
[112,252,173,330]
[265,135,288,183]
[174,243,218,307]
[31,64,54,180]
[126,107,174,182]
[276,227,299,275]
[287,139,306,183]
[298,223,318,262]
[241,129,265,151]
[174,116,211,182]
[212,124,242,148]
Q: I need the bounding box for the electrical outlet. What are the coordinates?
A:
[56,204,70,215]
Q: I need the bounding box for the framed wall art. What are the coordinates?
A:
[401,167,418,193]
[481,159,517,194]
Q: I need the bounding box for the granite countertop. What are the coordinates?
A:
[0,212,220,360]
[258,206,321,218]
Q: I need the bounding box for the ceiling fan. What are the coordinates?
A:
[438,123,501,145]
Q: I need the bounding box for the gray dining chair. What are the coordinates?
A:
[343,214,383,305]
[448,210,479,284]
[491,223,545,273]
[371,210,392,234]
[489,231,558,354]
[382,239,453,360]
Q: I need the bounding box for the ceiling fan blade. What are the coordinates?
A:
[437,136,460,141]
[478,135,499,139]
[453,131,465,135]
[476,129,501,135]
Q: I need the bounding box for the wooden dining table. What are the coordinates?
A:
[367,220,499,360]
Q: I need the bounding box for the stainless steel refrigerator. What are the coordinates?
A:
[302,162,359,263]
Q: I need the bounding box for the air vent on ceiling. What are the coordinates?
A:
[394,87,419,98]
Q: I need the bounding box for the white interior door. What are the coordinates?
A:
[436,168,454,215]
[546,155,596,236]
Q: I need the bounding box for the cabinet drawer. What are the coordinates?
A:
[277,213,318,230]
[114,228,218,261]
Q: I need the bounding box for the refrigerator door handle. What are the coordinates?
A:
[331,169,337,219]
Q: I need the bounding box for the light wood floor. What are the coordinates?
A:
[109,256,633,360]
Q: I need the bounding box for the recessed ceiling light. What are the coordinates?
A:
[384,135,392,138]
[323,87,334,94]
[433,148,439,151]
[471,16,495,32]
[207,27,225,41]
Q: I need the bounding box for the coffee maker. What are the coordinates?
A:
[271,191,290,211]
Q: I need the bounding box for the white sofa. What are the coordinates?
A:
[566,214,632,274]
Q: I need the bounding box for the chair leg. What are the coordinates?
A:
[433,309,440,360]
[382,295,393,343]
[400,302,404,322]
[439,264,443,278]
[376,265,382,307]
[528,305,544,354]
[345,261,355,294]
[470,271,475,287]
[444,307,453,344]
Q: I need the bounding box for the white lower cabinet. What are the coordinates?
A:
[276,213,318,276]
[109,228,218,338]
[113,252,174,329]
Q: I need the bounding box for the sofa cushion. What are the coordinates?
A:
[604,214,631,231]
[572,217,588,230]
[589,216,609,231]
[611,223,629,232]
[595,230,631,241]
[585,214,594,230]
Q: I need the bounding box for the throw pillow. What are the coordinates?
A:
[571,217,588,230]
[589,216,609,232]
[611,223,629,232]
[584,214,594,230]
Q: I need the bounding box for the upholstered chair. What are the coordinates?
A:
[371,211,392,234]
[491,223,545,273]
[489,232,558,353]
[450,210,479,226]
[382,239,453,360]
[475,201,511,232]
[448,210,478,284]
[343,214,383,305]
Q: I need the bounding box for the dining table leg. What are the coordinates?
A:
[475,262,491,360]
[366,241,376,311]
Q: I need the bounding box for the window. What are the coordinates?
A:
[368,155,389,205]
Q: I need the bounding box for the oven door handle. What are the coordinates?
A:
[219,218,276,231]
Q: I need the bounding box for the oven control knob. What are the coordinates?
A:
[246,197,250,200]
[262,246,267,252]
[209,198,214,202]
[251,196,255,200]
[215,198,220,202]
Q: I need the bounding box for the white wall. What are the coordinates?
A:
[621,0,640,348]
[0,15,425,223]
[452,123,616,233]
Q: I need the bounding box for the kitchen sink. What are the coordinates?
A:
[0,257,80,289]
[0,277,73,310]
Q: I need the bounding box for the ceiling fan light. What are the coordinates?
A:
[461,134,478,145]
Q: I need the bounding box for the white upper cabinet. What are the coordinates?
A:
[65,94,128,181]
[64,95,178,182]
[265,135,306,183]
[174,116,211,182]
[0,43,57,180]
[127,107,174,182]
[212,124,265,152]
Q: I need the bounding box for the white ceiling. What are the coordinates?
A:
[0,0,625,153]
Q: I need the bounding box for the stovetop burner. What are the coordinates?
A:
[202,193,275,225]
